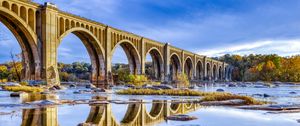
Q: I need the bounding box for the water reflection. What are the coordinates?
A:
[21,93,59,126]
[20,95,200,126]
[22,107,58,126]
[81,98,200,126]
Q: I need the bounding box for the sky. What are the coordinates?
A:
[1,0,300,63]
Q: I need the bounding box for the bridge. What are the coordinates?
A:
[0,0,232,86]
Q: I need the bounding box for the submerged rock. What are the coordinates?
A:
[166,114,197,121]
[297,119,300,123]
[289,91,297,95]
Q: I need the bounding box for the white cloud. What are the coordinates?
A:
[198,39,300,57]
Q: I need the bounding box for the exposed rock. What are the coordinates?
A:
[216,89,224,92]
[93,88,105,92]
[10,92,28,97]
[69,84,76,88]
[238,104,300,111]
[77,123,92,126]
[166,114,197,121]
[0,111,15,115]
[89,101,109,105]
[153,84,173,89]
[74,100,89,104]
[201,99,246,106]
[40,91,52,95]
[228,84,236,87]
[289,91,297,95]
[254,85,268,88]
[297,119,300,123]
[263,93,271,97]
[25,100,60,106]
[124,84,135,88]
[86,84,96,89]
[73,90,91,94]
[252,94,263,97]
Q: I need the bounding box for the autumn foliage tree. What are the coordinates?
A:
[217,54,300,82]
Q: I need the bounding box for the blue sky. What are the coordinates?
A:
[1,0,300,63]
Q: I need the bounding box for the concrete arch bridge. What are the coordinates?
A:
[0,0,232,87]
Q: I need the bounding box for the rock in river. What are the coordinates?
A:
[216,89,224,92]
[10,92,28,98]
[166,114,197,121]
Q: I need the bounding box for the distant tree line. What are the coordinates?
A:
[215,54,300,82]
[57,62,91,82]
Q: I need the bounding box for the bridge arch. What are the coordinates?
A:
[169,53,181,81]
[111,40,141,74]
[0,4,40,80]
[195,60,203,80]
[145,47,164,81]
[58,27,105,85]
[183,57,194,80]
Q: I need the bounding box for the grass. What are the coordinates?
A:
[2,85,44,93]
[117,89,210,96]
[117,89,265,105]
[200,93,266,105]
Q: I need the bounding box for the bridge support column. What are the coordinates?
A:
[163,43,170,83]
[141,38,146,75]
[104,27,113,88]
[41,5,60,86]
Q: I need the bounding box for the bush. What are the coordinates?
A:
[176,74,190,88]
[124,74,148,86]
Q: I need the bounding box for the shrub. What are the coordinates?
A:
[19,81,28,86]
[176,74,190,88]
[124,74,148,86]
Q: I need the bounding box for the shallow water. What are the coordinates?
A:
[0,83,300,126]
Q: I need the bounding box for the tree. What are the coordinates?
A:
[0,65,9,82]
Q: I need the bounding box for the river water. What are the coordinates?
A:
[0,83,300,126]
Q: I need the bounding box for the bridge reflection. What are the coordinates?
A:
[21,95,200,126]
